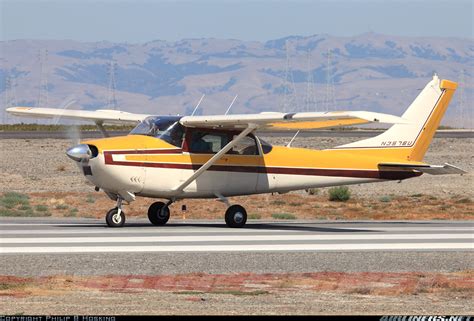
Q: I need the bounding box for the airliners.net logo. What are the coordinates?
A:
[380,317,472,321]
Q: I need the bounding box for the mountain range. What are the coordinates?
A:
[1,33,472,126]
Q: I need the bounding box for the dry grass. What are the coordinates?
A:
[2,191,471,221]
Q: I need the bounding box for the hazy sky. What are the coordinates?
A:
[1,0,472,42]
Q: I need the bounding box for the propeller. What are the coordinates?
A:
[52,96,81,144]
[50,96,89,162]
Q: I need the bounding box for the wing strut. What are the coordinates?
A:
[173,124,257,193]
[95,121,110,137]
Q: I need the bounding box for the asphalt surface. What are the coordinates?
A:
[0,218,472,276]
[1,129,473,139]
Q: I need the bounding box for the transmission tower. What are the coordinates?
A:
[324,49,336,112]
[3,74,17,124]
[107,61,118,110]
[280,40,298,112]
[458,69,467,128]
[305,50,317,112]
[37,49,49,107]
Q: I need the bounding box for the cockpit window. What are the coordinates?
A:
[258,137,273,154]
[130,116,184,148]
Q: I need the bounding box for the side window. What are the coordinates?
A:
[229,135,258,155]
[190,131,229,154]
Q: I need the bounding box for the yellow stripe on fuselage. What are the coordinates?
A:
[83,135,177,151]
[83,135,426,171]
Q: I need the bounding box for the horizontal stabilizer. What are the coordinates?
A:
[378,162,466,175]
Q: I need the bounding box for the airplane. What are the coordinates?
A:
[7,75,465,228]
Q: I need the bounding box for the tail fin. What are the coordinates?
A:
[336,75,457,161]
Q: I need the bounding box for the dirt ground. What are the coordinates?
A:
[0,136,472,198]
[1,271,472,315]
[0,136,472,315]
[0,136,472,220]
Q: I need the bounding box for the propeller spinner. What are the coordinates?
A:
[66,144,92,162]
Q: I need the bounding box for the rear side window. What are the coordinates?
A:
[228,135,258,155]
[190,131,230,153]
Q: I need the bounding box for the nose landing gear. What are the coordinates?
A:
[105,197,126,227]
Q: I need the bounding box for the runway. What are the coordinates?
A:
[1,218,472,275]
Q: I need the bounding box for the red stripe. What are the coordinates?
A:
[105,148,182,155]
[103,155,420,180]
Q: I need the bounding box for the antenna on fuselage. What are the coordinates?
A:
[191,94,205,116]
[286,130,300,148]
[225,94,238,115]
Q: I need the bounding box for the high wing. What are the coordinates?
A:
[6,107,151,124]
[180,111,411,131]
[7,107,410,130]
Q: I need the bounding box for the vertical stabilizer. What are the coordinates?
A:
[336,75,457,161]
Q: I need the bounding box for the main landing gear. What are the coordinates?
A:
[148,201,171,226]
[225,205,247,228]
[146,199,248,228]
[216,193,248,228]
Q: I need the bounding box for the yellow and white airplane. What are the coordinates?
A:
[7,75,465,228]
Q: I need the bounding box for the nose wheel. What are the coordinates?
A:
[225,205,247,228]
[105,197,126,227]
[105,207,125,227]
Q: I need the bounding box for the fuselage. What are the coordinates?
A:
[80,132,422,200]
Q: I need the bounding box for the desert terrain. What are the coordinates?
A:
[0,135,472,315]
[0,136,472,220]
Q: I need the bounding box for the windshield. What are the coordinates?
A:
[257,136,273,154]
[130,116,184,147]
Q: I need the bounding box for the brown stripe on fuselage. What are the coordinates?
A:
[103,150,421,180]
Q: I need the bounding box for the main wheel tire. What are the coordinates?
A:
[105,207,125,227]
[148,201,170,226]
[225,205,247,228]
